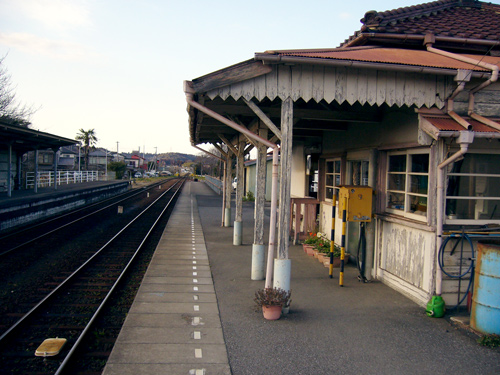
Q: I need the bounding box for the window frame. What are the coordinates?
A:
[445,150,500,225]
[386,149,430,222]
[325,158,341,202]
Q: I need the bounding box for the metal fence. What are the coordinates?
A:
[26,171,100,189]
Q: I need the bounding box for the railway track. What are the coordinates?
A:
[0,178,185,374]
[0,178,171,256]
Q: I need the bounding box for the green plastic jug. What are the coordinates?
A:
[426,295,445,318]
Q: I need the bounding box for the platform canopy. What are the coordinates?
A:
[0,121,77,152]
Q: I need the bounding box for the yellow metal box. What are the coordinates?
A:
[338,186,373,222]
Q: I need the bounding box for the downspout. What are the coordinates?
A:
[468,58,499,128]
[425,33,499,129]
[436,131,474,296]
[184,81,280,288]
[424,34,500,295]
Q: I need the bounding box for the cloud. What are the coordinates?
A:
[338,12,353,20]
[11,0,92,32]
[0,32,100,62]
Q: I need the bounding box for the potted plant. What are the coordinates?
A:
[303,232,319,255]
[254,287,292,320]
[322,244,342,268]
[314,234,330,260]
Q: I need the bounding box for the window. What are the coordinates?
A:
[325,159,341,200]
[446,153,500,223]
[386,150,429,220]
[348,160,369,186]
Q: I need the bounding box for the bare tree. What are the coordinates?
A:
[0,55,37,126]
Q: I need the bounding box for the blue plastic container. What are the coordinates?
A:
[471,242,500,335]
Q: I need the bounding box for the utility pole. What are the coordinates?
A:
[154,147,157,172]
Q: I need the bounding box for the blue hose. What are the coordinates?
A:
[438,233,475,308]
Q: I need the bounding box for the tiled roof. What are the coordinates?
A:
[342,0,500,47]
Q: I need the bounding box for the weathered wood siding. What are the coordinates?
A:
[377,220,435,305]
[454,81,500,117]
[207,65,450,108]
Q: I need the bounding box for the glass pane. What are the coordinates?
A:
[411,154,429,173]
[454,154,500,174]
[334,160,341,173]
[409,195,427,215]
[446,198,500,220]
[409,175,428,194]
[335,175,341,186]
[361,161,369,186]
[351,161,361,185]
[326,161,334,174]
[326,187,333,200]
[326,174,333,186]
[388,174,406,191]
[387,192,405,210]
[389,155,406,172]
[447,175,500,198]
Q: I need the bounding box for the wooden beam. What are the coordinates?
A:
[243,98,282,140]
[191,60,272,93]
[212,143,228,158]
[219,134,239,155]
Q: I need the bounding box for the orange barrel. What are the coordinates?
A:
[471,241,500,334]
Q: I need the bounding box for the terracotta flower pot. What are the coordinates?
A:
[323,257,341,268]
[304,246,315,256]
[303,244,313,253]
[262,305,282,320]
[317,253,327,263]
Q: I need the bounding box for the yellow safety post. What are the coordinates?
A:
[329,192,336,278]
[339,197,347,287]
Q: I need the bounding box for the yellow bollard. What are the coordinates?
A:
[329,193,336,278]
[340,197,347,287]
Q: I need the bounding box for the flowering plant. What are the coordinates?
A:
[311,232,341,257]
[304,232,321,245]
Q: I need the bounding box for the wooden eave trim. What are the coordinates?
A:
[191,59,272,94]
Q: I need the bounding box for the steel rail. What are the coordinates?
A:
[0,178,183,347]
[55,178,185,374]
[0,178,173,257]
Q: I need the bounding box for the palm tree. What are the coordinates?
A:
[76,128,98,170]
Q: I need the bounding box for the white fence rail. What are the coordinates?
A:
[26,171,99,189]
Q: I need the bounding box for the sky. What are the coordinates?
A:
[0,0,427,155]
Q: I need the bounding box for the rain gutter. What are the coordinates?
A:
[254,53,486,78]
[184,80,280,288]
[344,32,500,49]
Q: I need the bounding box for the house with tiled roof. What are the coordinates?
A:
[184,0,500,323]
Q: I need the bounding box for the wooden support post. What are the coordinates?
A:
[234,140,245,245]
[254,126,268,246]
[235,140,245,223]
[7,143,12,197]
[224,152,233,227]
[277,97,293,260]
[34,148,39,193]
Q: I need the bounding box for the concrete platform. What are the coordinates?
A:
[0,180,130,232]
[103,181,231,375]
[104,180,500,375]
